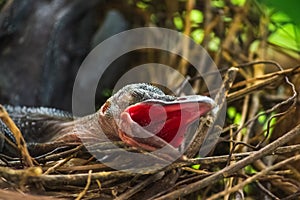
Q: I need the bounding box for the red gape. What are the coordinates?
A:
[124,101,213,147]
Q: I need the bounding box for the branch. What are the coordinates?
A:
[154,122,300,200]
[207,154,300,200]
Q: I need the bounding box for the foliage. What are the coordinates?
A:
[1,0,299,199]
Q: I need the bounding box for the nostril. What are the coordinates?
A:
[176,97,187,101]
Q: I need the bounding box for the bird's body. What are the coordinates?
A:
[0,83,216,158]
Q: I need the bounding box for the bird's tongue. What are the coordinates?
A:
[124,100,213,147]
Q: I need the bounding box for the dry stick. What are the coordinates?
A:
[0,165,136,186]
[115,173,164,200]
[0,166,43,190]
[253,160,299,195]
[281,191,300,200]
[0,189,62,200]
[227,74,283,103]
[43,154,75,175]
[154,122,300,200]
[166,144,300,170]
[76,170,92,200]
[189,64,300,85]
[207,154,300,200]
[255,181,280,200]
[2,144,299,185]
[0,132,19,153]
[231,66,300,89]
[36,171,138,185]
[227,62,299,103]
[36,144,83,162]
[0,105,34,167]
[227,68,250,200]
[229,77,296,146]
[185,67,238,158]
[54,163,109,172]
[178,0,194,75]
[139,68,238,200]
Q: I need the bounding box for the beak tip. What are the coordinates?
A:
[204,97,218,117]
[195,95,218,117]
[210,105,219,117]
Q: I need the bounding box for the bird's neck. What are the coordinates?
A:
[52,111,119,143]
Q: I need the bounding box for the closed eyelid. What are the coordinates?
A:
[132,90,145,99]
[101,101,111,113]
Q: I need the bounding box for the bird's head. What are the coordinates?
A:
[98,83,216,151]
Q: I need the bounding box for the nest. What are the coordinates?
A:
[1,0,300,199]
[0,62,300,200]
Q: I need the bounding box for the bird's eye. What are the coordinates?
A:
[101,101,111,113]
[132,90,145,100]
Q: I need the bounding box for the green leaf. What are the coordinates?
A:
[260,0,300,25]
[212,0,225,8]
[245,165,257,174]
[173,14,184,30]
[191,164,201,170]
[271,11,291,23]
[258,112,267,124]
[268,23,300,52]
[231,0,246,6]
[150,14,158,23]
[234,112,242,125]
[227,106,237,119]
[0,0,7,9]
[208,35,220,52]
[191,29,204,43]
[190,10,203,24]
[263,116,276,138]
[101,88,112,98]
[136,1,148,9]
[243,184,252,194]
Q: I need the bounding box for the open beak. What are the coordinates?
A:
[117,95,216,151]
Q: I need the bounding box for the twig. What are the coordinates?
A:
[228,61,298,103]
[0,165,136,185]
[255,181,280,200]
[207,154,300,200]
[281,191,300,200]
[43,154,75,175]
[228,61,297,146]
[231,65,300,89]
[115,173,164,200]
[35,144,83,162]
[184,67,238,158]
[154,122,300,199]
[0,189,62,200]
[75,170,92,200]
[178,0,194,75]
[227,74,283,103]
[52,163,110,172]
[165,144,300,170]
[0,105,34,167]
